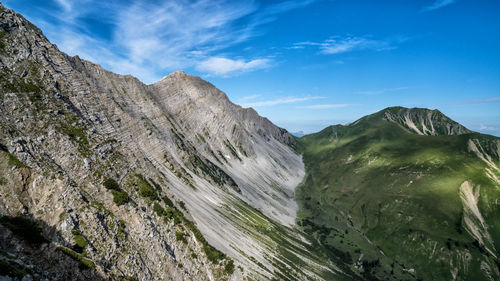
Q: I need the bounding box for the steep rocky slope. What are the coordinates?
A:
[0,4,334,281]
[380,106,471,136]
[297,107,500,281]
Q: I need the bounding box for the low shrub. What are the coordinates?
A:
[71,229,88,253]
[103,178,120,191]
[162,196,174,207]
[111,190,129,206]
[57,246,95,270]
[224,260,235,275]
[153,203,166,217]
[136,174,158,200]
[175,231,187,244]
[103,178,129,206]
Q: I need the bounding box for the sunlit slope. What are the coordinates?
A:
[297,107,500,281]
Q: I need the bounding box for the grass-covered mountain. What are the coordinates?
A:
[297,107,500,281]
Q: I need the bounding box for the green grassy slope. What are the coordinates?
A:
[296,107,500,281]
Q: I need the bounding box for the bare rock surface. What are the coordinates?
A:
[0,4,335,281]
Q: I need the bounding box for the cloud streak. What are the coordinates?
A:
[292,35,408,55]
[196,57,271,77]
[445,96,500,107]
[238,94,261,101]
[17,0,317,83]
[422,0,457,12]
[479,124,498,132]
[240,96,324,107]
[300,104,350,109]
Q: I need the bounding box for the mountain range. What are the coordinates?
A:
[0,4,499,281]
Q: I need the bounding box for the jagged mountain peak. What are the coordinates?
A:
[347,106,471,136]
[379,106,471,136]
[157,70,187,83]
[305,106,473,146]
[150,68,296,148]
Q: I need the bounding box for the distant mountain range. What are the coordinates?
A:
[292,131,306,137]
[0,4,498,281]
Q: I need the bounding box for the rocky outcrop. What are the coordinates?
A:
[0,4,323,281]
[382,106,471,136]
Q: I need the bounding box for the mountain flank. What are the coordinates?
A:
[296,107,500,281]
[0,4,353,280]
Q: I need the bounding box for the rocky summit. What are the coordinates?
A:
[0,3,499,281]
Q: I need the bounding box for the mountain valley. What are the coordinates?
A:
[0,4,499,281]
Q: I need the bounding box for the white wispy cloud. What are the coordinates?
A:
[320,37,393,54]
[240,96,324,107]
[422,0,457,12]
[115,1,257,70]
[445,96,500,107]
[54,0,71,11]
[292,35,406,55]
[300,104,350,109]
[238,94,261,101]
[474,96,500,104]
[19,0,318,82]
[357,86,409,95]
[479,124,498,132]
[195,57,271,77]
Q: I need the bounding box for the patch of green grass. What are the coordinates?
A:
[57,245,95,270]
[59,123,89,156]
[103,178,129,206]
[136,174,158,200]
[153,203,166,216]
[0,30,6,53]
[4,152,28,168]
[175,231,187,244]
[118,220,126,241]
[59,211,67,222]
[224,140,242,161]
[148,177,162,190]
[71,229,88,253]
[223,259,235,275]
[182,218,227,263]
[188,153,239,190]
[111,190,129,206]
[162,196,174,207]
[197,133,206,143]
[0,176,7,185]
[1,79,42,96]
[0,216,49,244]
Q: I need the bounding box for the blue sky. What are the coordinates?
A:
[5,0,500,136]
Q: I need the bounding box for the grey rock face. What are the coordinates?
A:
[0,4,323,281]
[382,106,471,136]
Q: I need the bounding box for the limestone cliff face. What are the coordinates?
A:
[149,70,303,227]
[0,4,320,281]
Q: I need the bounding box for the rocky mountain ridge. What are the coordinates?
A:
[0,4,318,280]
